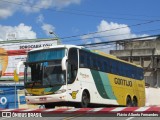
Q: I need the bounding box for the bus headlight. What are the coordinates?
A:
[25,93,33,96]
[24,89,33,96]
[54,89,66,94]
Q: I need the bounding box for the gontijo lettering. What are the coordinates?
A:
[114,78,132,87]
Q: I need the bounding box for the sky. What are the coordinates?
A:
[0,0,160,48]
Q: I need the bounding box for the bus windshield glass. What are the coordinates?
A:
[27,48,65,62]
[25,48,66,87]
[25,61,66,87]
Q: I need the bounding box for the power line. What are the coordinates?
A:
[1,0,160,42]
[80,34,160,47]
[62,28,160,43]
[62,8,160,18]
[0,0,157,21]
[1,0,160,46]
[1,28,160,46]
[59,19,160,41]
[0,35,159,55]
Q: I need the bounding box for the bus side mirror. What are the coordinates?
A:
[14,61,24,82]
[16,61,24,75]
[62,57,67,70]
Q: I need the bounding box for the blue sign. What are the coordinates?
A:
[0,84,25,109]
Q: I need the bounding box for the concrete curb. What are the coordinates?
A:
[0,107,160,114]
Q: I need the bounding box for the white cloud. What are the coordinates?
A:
[0,0,23,19]
[41,23,55,36]
[80,34,94,44]
[94,38,102,43]
[0,23,37,41]
[82,20,148,52]
[37,14,56,37]
[97,20,138,41]
[51,0,81,9]
[37,14,44,23]
[0,0,81,19]
[82,20,147,43]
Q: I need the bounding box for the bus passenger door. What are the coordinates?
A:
[66,63,81,102]
[66,48,81,102]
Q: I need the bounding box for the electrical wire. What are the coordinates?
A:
[0,0,156,21]
[79,34,160,46]
[1,0,160,42]
[62,28,160,43]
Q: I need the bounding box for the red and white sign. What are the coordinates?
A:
[0,40,58,80]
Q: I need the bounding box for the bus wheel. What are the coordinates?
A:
[80,91,90,108]
[132,97,138,107]
[126,96,132,107]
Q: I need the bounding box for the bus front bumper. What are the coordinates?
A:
[25,93,67,104]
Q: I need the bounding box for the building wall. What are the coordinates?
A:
[124,39,160,50]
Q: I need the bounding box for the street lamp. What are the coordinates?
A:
[49,31,61,44]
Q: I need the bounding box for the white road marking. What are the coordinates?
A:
[44,108,58,112]
[22,108,38,112]
[135,107,150,112]
[87,108,104,113]
[0,109,15,112]
[63,108,80,113]
[125,117,135,120]
[111,107,126,112]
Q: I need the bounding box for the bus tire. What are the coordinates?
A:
[80,90,90,108]
[132,97,138,107]
[126,96,132,107]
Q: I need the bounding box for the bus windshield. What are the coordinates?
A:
[25,61,66,88]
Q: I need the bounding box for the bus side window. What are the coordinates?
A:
[126,64,129,78]
[97,60,101,70]
[141,69,144,80]
[114,61,118,75]
[110,60,113,74]
[79,50,89,68]
[137,68,143,80]
[119,63,123,76]
[80,51,85,67]
[122,63,126,77]
[67,63,71,83]
[101,59,105,72]
[104,59,111,73]
[68,48,78,84]
[116,62,120,75]
[86,53,90,68]
[104,61,107,73]
[92,56,97,70]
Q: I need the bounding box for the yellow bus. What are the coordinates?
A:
[21,45,145,108]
